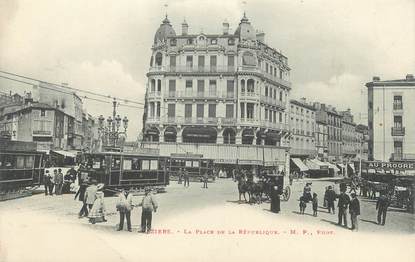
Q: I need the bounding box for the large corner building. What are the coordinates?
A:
[366,74,415,162]
[142,14,291,171]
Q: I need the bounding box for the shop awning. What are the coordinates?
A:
[51,150,77,158]
[326,162,340,172]
[291,158,309,171]
[306,159,329,170]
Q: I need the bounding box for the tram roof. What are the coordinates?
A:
[86,150,163,158]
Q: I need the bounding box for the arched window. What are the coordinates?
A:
[150,79,156,92]
[241,79,245,93]
[265,87,268,97]
[223,128,236,144]
[157,80,161,92]
[242,51,256,66]
[150,56,154,67]
[247,79,254,93]
[155,52,163,66]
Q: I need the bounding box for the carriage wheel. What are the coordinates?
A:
[283,186,291,201]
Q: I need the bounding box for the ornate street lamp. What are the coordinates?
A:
[95,99,129,151]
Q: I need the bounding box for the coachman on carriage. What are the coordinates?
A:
[236,169,291,204]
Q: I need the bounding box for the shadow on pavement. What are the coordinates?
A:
[226,200,250,205]
[320,219,346,229]
[292,211,315,217]
[262,208,280,214]
[360,219,378,225]
[317,206,331,213]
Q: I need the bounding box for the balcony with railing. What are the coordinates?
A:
[393,102,403,111]
[238,66,291,88]
[167,90,235,99]
[391,127,405,136]
[147,91,161,99]
[260,95,286,109]
[150,65,236,74]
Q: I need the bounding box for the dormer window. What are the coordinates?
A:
[187,38,194,45]
[228,38,235,45]
[210,38,217,45]
[170,39,177,46]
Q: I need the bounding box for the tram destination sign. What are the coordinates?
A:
[362,161,415,170]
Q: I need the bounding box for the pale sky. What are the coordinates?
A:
[1,0,414,139]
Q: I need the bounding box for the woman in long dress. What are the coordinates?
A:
[88,190,106,224]
[270,186,280,213]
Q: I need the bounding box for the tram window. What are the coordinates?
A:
[142,160,150,170]
[150,160,158,170]
[123,159,132,170]
[93,161,101,169]
[25,156,34,169]
[17,156,25,169]
[185,161,192,167]
[132,158,141,170]
[112,157,121,169]
[193,161,199,167]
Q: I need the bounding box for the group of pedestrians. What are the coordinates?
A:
[116,187,158,233]
[74,179,106,224]
[299,183,319,217]
[44,169,64,195]
[178,168,190,187]
[321,182,391,231]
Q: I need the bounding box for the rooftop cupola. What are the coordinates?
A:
[154,15,176,44]
[234,12,256,41]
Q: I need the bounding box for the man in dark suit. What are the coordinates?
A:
[349,193,360,231]
[376,191,390,225]
[337,189,350,227]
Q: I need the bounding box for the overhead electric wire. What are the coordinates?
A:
[0,73,165,110]
[0,69,145,106]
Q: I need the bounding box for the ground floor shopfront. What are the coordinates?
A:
[141,142,290,175]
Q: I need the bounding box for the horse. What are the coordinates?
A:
[237,176,250,203]
[247,181,266,204]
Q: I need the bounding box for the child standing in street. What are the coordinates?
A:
[299,196,306,215]
[312,193,318,217]
[88,184,107,224]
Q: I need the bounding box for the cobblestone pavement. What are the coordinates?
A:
[0,179,414,262]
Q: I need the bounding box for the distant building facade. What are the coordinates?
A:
[0,85,98,152]
[366,74,415,161]
[313,102,329,161]
[289,98,316,158]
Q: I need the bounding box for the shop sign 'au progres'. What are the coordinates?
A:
[362,161,415,170]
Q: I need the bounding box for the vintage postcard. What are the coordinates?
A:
[0,0,414,261]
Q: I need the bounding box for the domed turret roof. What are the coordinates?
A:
[234,13,256,41]
[154,15,176,44]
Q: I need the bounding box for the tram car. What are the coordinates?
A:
[0,139,44,199]
[78,151,170,194]
[169,153,214,182]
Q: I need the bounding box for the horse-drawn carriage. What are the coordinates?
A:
[237,172,291,204]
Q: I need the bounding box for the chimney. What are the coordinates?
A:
[406,74,414,80]
[373,76,380,81]
[256,30,265,43]
[182,19,188,36]
[222,20,229,35]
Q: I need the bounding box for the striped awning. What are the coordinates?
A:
[291,158,309,172]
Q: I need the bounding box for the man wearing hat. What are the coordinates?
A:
[139,187,158,233]
[116,188,134,232]
[376,191,390,226]
[349,193,360,231]
[337,188,351,228]
[325,185,337,214]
